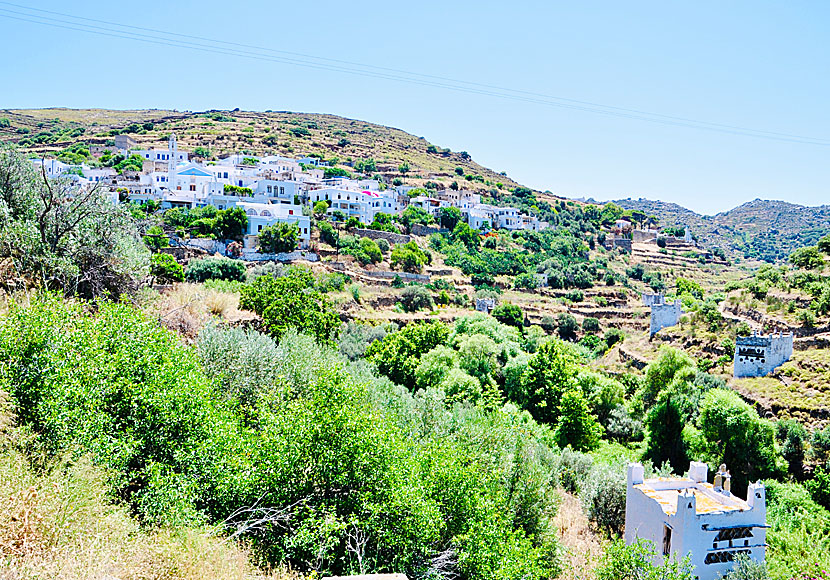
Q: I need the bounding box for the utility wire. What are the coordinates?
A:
[1,2,828,147]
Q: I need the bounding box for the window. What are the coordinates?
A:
[662,526,671,556]
[288,210,294,215]
[280,187,285,195]
[303,228,308,234]
[190,185,196,191]
[258,225,262,232]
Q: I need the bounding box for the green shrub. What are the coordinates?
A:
[514,272,540,290]
[554,389,603,451]
[391,241,427,273]
[594,539,694,580]
[557,313,579,340]
[149,253,184,283]
[399,285,434,312]
[239,267,341,345]
[582,316,600,332]
[185,257,246,282]
[580,464,626,533]
[258,222,299,254]
[492,304,524,328]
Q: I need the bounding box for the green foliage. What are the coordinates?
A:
[193,146,212,158]
[594,539,694,580]
[239,267,341,346]
[554,389,603,451]
[223,184,253,196]
[583,317,600,332]
[359,237,382,263]
[398,205,434,232]
[338,321,396,360]
[353,158,377,173]
[675,276,703,299]
[366,321,450,390]
[492,303,524,328]
[580,464,626,533]
[0,145,148,298]
[790,246,824,270]
[149,253,184,283]
[313,200,329,217]
[439,206,462,230]
[819,234,830,254]
[642,347,697,408]
[415,345,459,390]
[644,395,688,474]
[521,339,581,424]
[143,224,169,251]
[557,313,579,341]
[258,221,299,254]
[399,284,434,312]
[693,389,784,492]
[777,419,807,478]
[514,272,540,290]
[185,257,247,283]
[367,212,397,232]
[391,241,428,273]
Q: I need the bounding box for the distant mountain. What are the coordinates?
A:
[614,197,830,262]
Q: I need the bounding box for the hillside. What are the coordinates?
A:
[0,107,526,194]
[614,197,830,262]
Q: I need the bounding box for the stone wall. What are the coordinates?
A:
[411,224,449,237]
[240,249,319,263]
[642,293,665,307]
[173,237,227,255]
[361,270,430,282]
[351,228,411,244]
[734,332,794,378]
[650,300,683,336]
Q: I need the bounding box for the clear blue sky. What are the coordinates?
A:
[2,1,828,214]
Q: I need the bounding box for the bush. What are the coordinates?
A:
[471,273,495,287]
[790,246,824,270]
[366,321,450,390]
[239,267,341,345]
[185,257,247,282]
[338,321,396,360]
[415,345,459,390]
[513,272,540,290]
[580,465,626,534]
[399,285,434,312]
[722,554,769,580]
[603,328,625,348]
[594,539,694,580]
[582,317,600,332]
[149,253,184,283]
[258,222,299,254]
[359,237,382,264]
[391,241,428,273]
[553,448,593,493]
[376,237,390,253]
[557,313,579,340]
[554,389,603,451]
[492,304,524,328]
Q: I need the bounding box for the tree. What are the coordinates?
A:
[675,277,703,299]
[0,144,148,298]
[644,395,688,473]
[359,237,382,264]
[776,419,807,479]
[399,285,433,312]
[258,222,299,254]
[215,207,248,241]
[391,241,427,273]
[695,389,785,493]
[557,313,579,341]
[818,234,830,255]
[451,222,480,251]
[789,246,824,270]
[492,304,523,328]
[398,162,410,174]
[642,347,696,407]
[439,207,462,231]
[149,252,184,283]
[397,206,433,233]
[365,321,450,390]
[239,267,341,345]
[185,257,246,282]
[582,317,600,332]
[313,201,329,218]
[554,389,602,451]
[521,339,580,424]
[143,225,169,252]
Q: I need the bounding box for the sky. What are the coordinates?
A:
[1,1,828,214]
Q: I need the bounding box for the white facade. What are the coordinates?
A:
[308,187,399,223]
[626,462,766,580]
[409,196,450,217]
[734,332,794,378]
[236,201,311,247]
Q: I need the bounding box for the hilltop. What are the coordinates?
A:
[613,197,830,262]
[0,107,528,195]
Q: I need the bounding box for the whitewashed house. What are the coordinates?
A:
[236,201,310,248]
[308,187,399,223]
[625,462,766,580]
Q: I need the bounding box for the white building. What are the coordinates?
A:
[132,133,189,164]
[31,158,69,177]
[308,187,399,223]
[236,201,310,248]
[409,196,450,218]
[625,462,766,580]
[734,332,793,378]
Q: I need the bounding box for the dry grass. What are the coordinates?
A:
[554,491,606,580]
[0,394,299,580]
[147,283,252,339]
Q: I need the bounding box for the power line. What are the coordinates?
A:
[1,2,828,147]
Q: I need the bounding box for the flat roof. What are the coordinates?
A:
[634,480,750,515]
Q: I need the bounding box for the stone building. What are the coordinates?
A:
[733,331,793,378]
[650,299,683,336]
[475,298,496,313]
[625,462,767,580]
